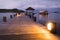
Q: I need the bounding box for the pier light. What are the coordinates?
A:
[47,22,55,31]
[17,13,20,17]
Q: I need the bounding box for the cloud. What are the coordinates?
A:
[0,0,20,9]
[26,5,47,8]
[0,0,60,9]
[26,4,60,8]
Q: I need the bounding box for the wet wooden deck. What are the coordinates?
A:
[0,13,59,40]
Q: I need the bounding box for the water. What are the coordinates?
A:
[48,13,60,22]
[37,13,60,24]
[0,13,16,22]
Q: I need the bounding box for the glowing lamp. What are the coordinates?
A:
[47,22,55,31]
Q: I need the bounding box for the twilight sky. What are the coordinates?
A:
[0,0,60,9]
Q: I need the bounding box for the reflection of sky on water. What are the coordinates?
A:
[0,12,60,23]
[38,13,60,24]
[48,13,60,22]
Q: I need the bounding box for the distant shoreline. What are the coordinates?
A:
[0,9,25,13]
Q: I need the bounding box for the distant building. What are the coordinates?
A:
[39,10,48,15]
[25,7,35,18]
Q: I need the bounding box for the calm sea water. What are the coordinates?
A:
[0,12,60,23]
[38,13,60,24]
[0,13,16,22]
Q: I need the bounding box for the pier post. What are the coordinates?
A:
[3,16,7,22]
[10,15,13,19]
[16,13,17,16]
[33,16,36,21]
[29,15,31,18]
[14,14,15,17]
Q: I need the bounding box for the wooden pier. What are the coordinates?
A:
[0,13,59,40]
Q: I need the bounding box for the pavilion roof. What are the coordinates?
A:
[26,7,35,10]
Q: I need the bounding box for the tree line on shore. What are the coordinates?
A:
[0,8,25,13]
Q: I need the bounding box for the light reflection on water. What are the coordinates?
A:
[0,13,16,22]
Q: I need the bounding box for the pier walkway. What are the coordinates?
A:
[0,13,59,40]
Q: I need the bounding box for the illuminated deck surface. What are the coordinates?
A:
[0,13,59,40]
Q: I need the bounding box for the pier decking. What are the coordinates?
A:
[0,13,59,40]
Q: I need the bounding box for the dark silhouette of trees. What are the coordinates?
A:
[0,8,25,13]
